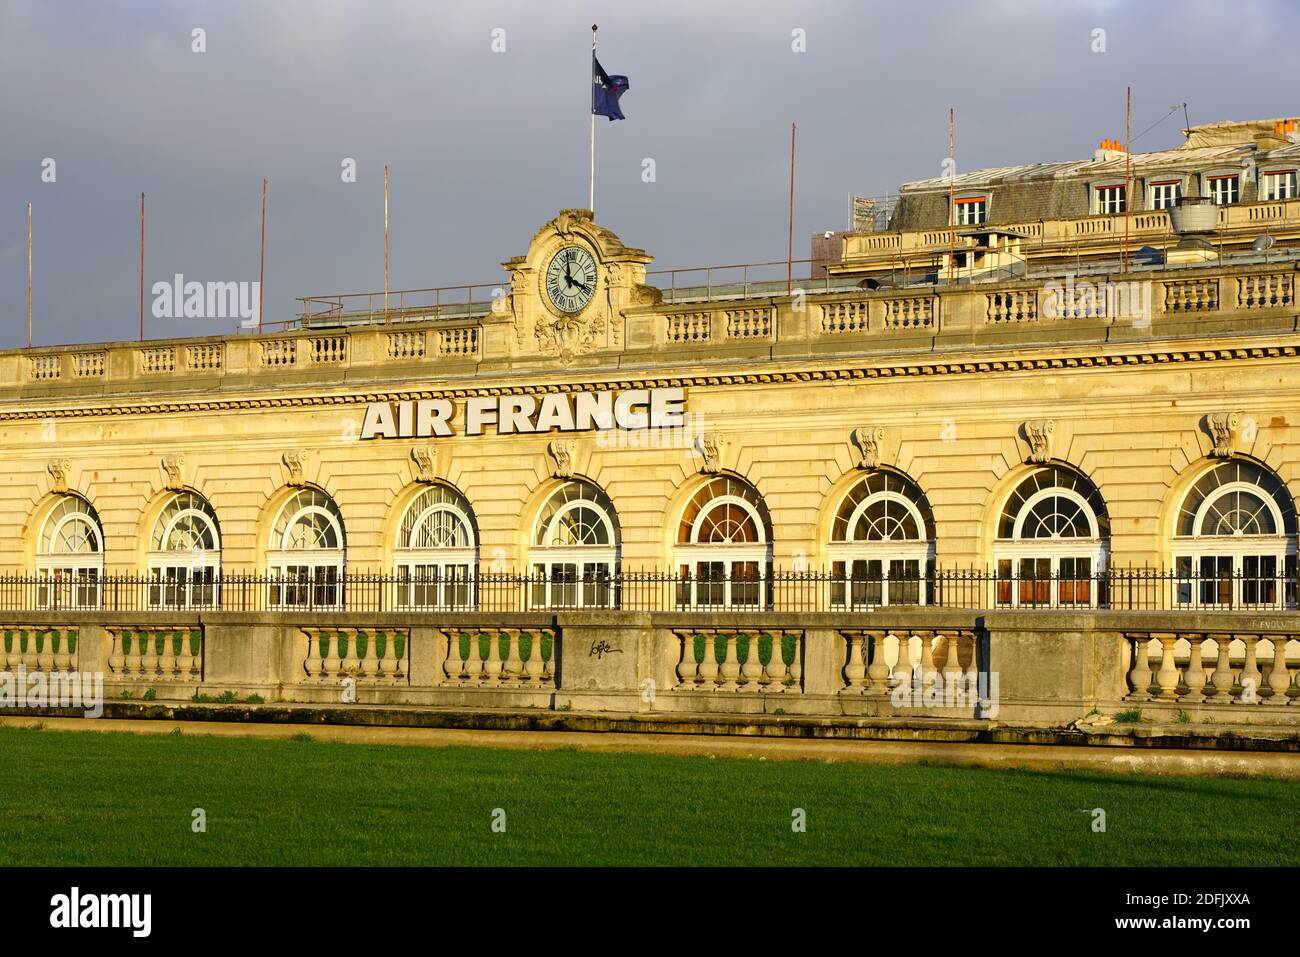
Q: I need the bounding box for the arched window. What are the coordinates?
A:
[529,480,619,608]
[994,466,1109,607]
[267,488,346,608]
[674,475,772,608]
[829,471,935,608]
[36,494,104,609]
[1173,459,1297,608]
[393,484,477,610]
[147,491,221,608]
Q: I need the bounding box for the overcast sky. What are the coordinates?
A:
[1,0,1296,348]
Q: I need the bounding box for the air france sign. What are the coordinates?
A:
[359,387,686,439]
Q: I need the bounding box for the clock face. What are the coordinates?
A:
[544,245,598,314]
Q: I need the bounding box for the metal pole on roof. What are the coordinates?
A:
[1124,86,1132,274]
[948,108,956,285]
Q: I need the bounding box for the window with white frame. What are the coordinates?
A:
[952,197,986,226]
[1206,174,1240,205]
[674,476,773,609]
[1172,459,1297,609]
[1093,184,1126,214]
[147,491,220,609]
[530,480,619,609]
[267,488,346,608]
[1148,180,1181,210]
[1261,170,1297,201]
[36,495,104,610]
[993,466,1110,608]
[393,484,477,610]
[828,470,935,608]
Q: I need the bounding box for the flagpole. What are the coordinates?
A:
[139,192,145,341]
[27,202,33,349]
[589,24,597,215]
[384,164,390,324]
[787,122,796,295]
[259,178,267,334]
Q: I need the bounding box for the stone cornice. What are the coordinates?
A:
[2,341,1297,422]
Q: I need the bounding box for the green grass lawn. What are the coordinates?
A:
[2,725,1296,866]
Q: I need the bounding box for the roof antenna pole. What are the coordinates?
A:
[1124,86,1132,275]
[948,107,956,285]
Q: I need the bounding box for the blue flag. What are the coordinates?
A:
[592,54,629,121]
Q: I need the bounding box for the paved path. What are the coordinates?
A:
[5,714,1300,779]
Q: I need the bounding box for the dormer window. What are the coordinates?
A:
[1261,170,1297,201]
[952,196,986,226]
[1206,174,1239,205]
[1148,180,1181,211]
[1093,184,1126,214]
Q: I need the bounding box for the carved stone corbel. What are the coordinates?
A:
[851,426,885,470]
[1022,419,1056,465]
[696,432,726,474]
[47,459,70,494]
[547,439,574,479]
[282,450,310,487]
[162,454,185,491]
[1204,411,1241,458]
[411,446,436,484]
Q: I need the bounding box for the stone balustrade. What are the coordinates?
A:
[301,627,409,685]
[1125,633,1299,705]
[6,611,1300,729]
[106,626,203,683]
[673,629,801,692]
[2,626,78,675]
[838,199,1300,267]
[840,629,979,696]
[442,627,555,688]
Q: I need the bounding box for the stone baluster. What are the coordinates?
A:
[697,632,720,688]
[303,629,322,679]
[339,629,359,677]
[391,631,407,682]
[441,630,463,683]
[321,630,340,679]
[843,631,867,692]
[764,632,788,691]
[739,632,763,691]
[463,632,485,682]
[1125,634,1151,700]
[941,633,963,694]
[159,631,177,681]
[788,635,802,687]
[890,632,913,688]
[918,632,938,691]
[141,631,159,679]
[1153,633,1180,699]
[363,630,382,680]
[36,631,54,673]
[1236,634,1261,704]
[524,630,546,686]
[484,630,504,686]
[1204,634,1232,700]
[719,633,741,691]
[53,629,71,672]
[1265,635,1292,702]
[676,631,698,687]
[124,630,142,680]
[1183,635,1207,703]
[865,631,890,695]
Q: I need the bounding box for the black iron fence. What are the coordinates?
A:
[4,567,1300,614]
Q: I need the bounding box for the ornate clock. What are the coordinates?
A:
[543,245,598,314]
